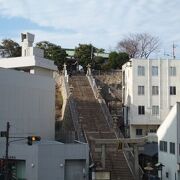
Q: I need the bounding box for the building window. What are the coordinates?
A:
[160,141,167,152]
[152,86,159,95]
[152,66,158,76]
[149,129,156,133]
[152,106,159,115]
[170,142,175,154]
[138,66,145,76]
[169,66,176,76]
[138,106,145,115]
[136,129,142,136]
[170,86,176,95]
[138,86,144,95]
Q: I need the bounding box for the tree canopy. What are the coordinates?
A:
[117,33,160,59]
[0,39,21,57]
[108,51,129,69]
[74,44,99,70]
[36,41,67,71]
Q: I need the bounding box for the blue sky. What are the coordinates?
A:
[0,0,180,58]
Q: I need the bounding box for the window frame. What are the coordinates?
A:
[138,66,145,76]
[169,66,176,76]
[138,106,145,115]
[138,86,145,95]
[152,86,159,95]
[136,129,143,136]
[152,66,158,76]
[159,141,167,152]
[170,86,176,95]
[170,142,175,154]
[152,105,159,115]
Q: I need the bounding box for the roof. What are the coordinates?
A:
[0,56,57,71]
[139,142,158,157]
[65,49,109,58]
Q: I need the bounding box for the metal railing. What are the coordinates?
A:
[87,74,144,180]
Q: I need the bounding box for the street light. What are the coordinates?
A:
[155,162,164,180]
[0,122,41,180]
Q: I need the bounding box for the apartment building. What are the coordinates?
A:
[122,58,180,138]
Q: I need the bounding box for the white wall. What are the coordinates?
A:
[157,103,178,180]
[0,68,55,140]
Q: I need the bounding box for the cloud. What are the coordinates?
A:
[0,0,180,55]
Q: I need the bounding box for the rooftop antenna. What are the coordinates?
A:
[173,42,176,59]
[164,49,170,57]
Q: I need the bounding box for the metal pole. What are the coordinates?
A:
[4,122,10,180]
[134,144,139,180]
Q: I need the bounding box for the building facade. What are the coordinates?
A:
[122,58,180,138]
[0,33,89,180]
[157,102,180,180]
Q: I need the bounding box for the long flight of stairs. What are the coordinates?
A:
[69,74,134,180]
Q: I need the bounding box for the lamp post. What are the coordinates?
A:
[144,163,153,180]
[155,162,164,180]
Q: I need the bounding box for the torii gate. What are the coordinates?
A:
[91,135,156,180]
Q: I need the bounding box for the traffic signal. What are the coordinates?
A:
[27,136,41,145]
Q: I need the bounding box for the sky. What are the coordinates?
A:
[0,0,180,58]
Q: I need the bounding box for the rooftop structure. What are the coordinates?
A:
[0,32,57,77]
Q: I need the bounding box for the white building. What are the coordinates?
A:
[0,32,57,77]
[157,102,180,180]
[0,33,89,180]
[122,58,180,138]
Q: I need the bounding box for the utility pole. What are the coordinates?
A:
[4,122,10,180]
[173,43,176,59]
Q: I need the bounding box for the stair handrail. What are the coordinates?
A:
[62,74,81,140]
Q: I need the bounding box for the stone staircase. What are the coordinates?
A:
[69,75,134,180]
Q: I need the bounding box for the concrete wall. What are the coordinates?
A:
[157,103,179,180]
[0,142,89,180]
[32,66,54,77]
[0,68,55,140]
[38,143,89,180]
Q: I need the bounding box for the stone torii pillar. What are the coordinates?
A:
[63,63,69,82]
[92,136,154,180]
[86,64,92,76]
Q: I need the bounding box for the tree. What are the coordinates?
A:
[109,51,129,69]
[36,41,67,71]
[74,44,97,70]
[117,33,160,59]
[93,56,106,70]
[0,39,21,57]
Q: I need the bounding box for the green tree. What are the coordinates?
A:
[109,51,129,69]
[93,56,106,70]
[36,41,67,71]
[0,39,21,57]
[74,44,96,70]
